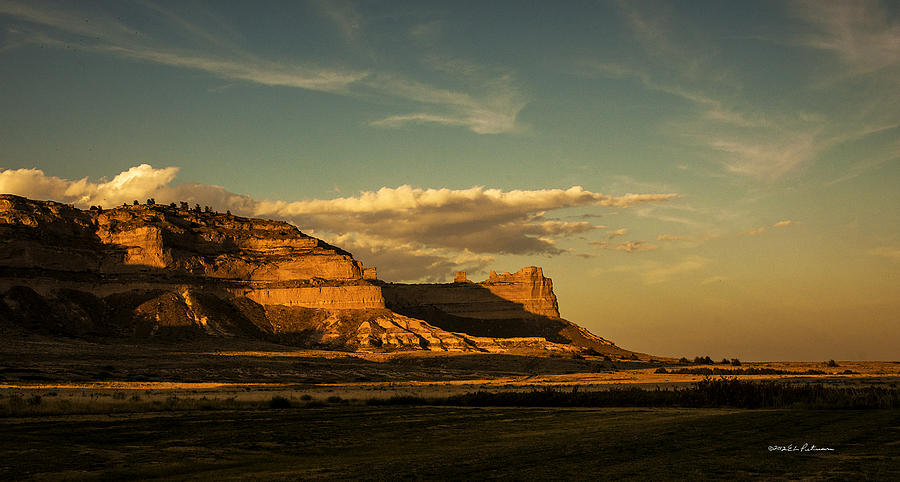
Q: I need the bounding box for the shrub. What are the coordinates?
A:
[678,357,690,364]
[268,396,292,409]
[326,395,344,404]
[826,359,839,367]
[365,379,900,410]
[300,394,312,401]
[720,358,730,365]
[655,367,668,374]
[730,358,742,366]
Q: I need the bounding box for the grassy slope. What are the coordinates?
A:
[1,406,896,480]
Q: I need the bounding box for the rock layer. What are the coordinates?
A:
[0,195,628,354]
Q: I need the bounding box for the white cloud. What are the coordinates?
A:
[0,164,679,281]
[748,227,766,236]
[773,220,793,228]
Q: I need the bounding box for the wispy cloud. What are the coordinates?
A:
[868,246,900,262]
[791,0,900,74]
[0,164,679,281]
[583,1,900,182]
[657,234,685,241]
[0,0,526,134]
[607,228,628,240]
[615,241,659,253]
[313,0,364,44]
[773,220,793,228]
[643,256,710,284]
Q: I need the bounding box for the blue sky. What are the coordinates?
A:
[1,0,898,360]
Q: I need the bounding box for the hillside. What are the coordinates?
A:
[0,195,630,355]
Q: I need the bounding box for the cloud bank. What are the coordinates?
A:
[0,164,678,281]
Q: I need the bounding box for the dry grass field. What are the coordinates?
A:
[1,336,898,479]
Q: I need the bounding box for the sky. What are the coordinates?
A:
[1,0,898,360]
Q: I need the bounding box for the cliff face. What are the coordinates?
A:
[0,195,363,280]
[381,267,616,351]
[0,195,627,354]
[380,267,560,320]
[0,195,379,310]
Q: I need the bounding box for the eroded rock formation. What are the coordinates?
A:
[0,195,627,354]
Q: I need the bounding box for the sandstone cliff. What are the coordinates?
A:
[0,195,628,354]
[382,267,618,352]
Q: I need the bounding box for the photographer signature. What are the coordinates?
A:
[768,443,834,453]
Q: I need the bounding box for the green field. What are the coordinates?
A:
[2,405,896,480]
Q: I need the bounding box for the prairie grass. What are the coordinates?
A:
[367,378,899,409]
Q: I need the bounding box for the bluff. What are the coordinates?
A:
[0,195,627,354]
[382,267,616,350]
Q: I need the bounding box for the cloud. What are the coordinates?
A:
[365,69,528,135]
[709,131,824,180]
[657,234,685,241]
[313,0,364,43]
[581,60,828,180]
[589,2,900,182]
[614,241,659,253]
[589,239,659,254]
[791,0,900,74]
[0,164,678,280]
[0,165,180,208]
[256,185,673,255]
[607,228,628,240]
[643,256,710,284]
[773,220,793,228]
[330,234,495,282]
[748,227,766,236]
[868,247,900,262]
[0,0,526,134]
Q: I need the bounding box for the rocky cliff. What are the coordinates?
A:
[381,267,617,351]
[0,195,627,354]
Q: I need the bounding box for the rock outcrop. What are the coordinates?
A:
[381,267,617,352]
[0,195,628,354]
